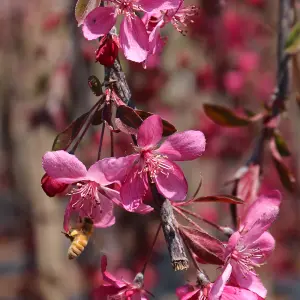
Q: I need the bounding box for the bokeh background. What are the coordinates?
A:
[0,0,300,299]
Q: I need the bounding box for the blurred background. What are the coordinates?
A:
[0,0,300,299]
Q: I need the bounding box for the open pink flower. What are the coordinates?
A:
[104,115,205,212]
[82,0,179,62]
[42,150,123,231]
[223,191,281,298]
[93,255,149,300]
[176,266,261,300]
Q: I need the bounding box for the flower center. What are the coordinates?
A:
[69,181,101,216]
[139,151,174,183]
[165,5,198,35]
[231,244,264,277]
[110,0,142,17]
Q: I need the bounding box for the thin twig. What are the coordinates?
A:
[97,122,106,160]
[142,224,162,274]
[230,0,292,226]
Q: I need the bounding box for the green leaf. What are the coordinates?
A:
[203,103,251,127]
[52,112,89,151]
[75,0,101,25]
[285,22,300,54]
[88,75,102,96]
[274,131,291,157]
[272,155,296,192]
[135,109,177,136]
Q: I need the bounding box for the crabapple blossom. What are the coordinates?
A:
[176,265,261,300]
[42,150,124,231]
[223,191,281,298]
[82,0,180,62]
[93,255,149,300]
[104,114,205,212]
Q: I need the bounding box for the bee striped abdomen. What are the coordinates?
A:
[68,235,88,259]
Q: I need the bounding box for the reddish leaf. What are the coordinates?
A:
[203,103,251,127]
[274,131,291,157]
[52,102,101,151]
[91,107,104,125]
[193,195,244,204]
[52,112,89,151]
[116,105,143,129]
[272,156,296,192]
[135,109,177,136]
[179,226,225,265]
[270,138,296,192]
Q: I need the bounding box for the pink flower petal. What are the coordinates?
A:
[101,256,126,288]
[139,0,180,13]
[137,115,163,149]
[231,261,267,298]
[225,231,240,258]
[248,231,275,265]
[221,286,260,300]
[181,289,201,300]
[176,284,194,298]
[241,190,281,244]
[155,159,188,201]
[63,198,75,232]
[82,7,116,40]
[120,165,148,212]
[92,193,115,228]
[87,155,138,185]
[42,150,88,184]
[209,264,232,299]
[158,130,206,161]
[120,15,149,62]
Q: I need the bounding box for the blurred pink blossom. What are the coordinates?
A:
[93,255,149,300]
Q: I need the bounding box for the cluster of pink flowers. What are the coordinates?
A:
[176,191,281,300]
[42,115,206,230]
[80,0,198,65]
[41,112,282,299]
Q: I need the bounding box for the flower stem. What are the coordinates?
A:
[97,122,106,160]
[142,223,162,274]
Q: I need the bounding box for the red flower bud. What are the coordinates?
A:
[95,35,119,67]
[41,173,68,197]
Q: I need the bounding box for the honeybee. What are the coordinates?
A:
[63,217,94,259]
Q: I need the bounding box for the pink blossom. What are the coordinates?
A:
[223,191,282,298]
[142,13,166,68]
[42,150,124,231]
[105,115,205,212]
[93,255,149,300]
[176,266,261,300]
[82,0,180,62]
[164,1,198,35]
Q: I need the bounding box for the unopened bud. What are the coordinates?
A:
[95,35,119,67]
[41,173,68,197]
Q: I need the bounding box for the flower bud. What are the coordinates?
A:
[95,35,119,67]
[41,173,68,197]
